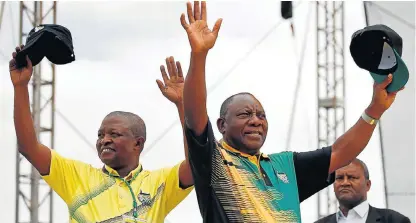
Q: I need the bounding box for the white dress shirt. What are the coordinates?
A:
[337,200,370,223]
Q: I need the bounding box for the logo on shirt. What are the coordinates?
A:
[277,172,289,183]
[97,183,165,223]
[135,183,165,216]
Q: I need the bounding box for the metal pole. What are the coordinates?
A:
[16,2,57,222]
[49,3,57,222]
[315,1,321,217]
[0,2,6,31]
[316,1,345,220]
[30,2,41,222]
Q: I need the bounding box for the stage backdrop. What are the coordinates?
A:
[364,1,415,222]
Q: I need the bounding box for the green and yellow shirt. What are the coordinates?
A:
[185,120,334,223]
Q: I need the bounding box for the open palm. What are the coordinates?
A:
[156,56,184,105]
[180,1,222,53]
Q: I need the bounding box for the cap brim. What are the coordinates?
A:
[370,49,409,92]
[20,31,44,54]
[15,32,46,68]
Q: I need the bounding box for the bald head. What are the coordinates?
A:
[220,92,256,118]
[351,158,370,180]
[105,111,146,141]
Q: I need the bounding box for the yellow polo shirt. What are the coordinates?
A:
[42,150,193,223]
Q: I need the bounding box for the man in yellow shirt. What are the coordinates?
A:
[9,46,193,223]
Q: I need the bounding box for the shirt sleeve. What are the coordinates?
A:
[293,146,335,202]
[184,119,217,186]
[41,149,90,204]
[154,162,194,214]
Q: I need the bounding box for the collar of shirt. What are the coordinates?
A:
[337,200,369,220]
[103,164,143,181]
[219,139,269,160]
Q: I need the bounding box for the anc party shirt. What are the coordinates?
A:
[42,150,193,223]
[185,120,335,223]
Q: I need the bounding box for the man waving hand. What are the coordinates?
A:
[180,1,403,223]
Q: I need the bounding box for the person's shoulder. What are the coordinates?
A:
[371,206,410,220]
[140,168,152,176]
[268,151,294,159]
[50,149,97,172]
[272,146,332,159]
[143,162,182,178]
[266,152,296,171]
[141,167,164,177]
[314,213,335,223]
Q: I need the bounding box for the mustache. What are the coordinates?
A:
[339,187,354,192]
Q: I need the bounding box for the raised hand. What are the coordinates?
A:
[180,1,222,53]
[9,45,33,87]
[367,74,404,119]
[156,56,185,106]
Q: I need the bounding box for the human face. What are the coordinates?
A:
[334,162,371,208]
[96,116,141,169]
[217,94,268,155]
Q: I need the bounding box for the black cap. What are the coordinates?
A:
[350,24,409,92]
[16,24,75,68]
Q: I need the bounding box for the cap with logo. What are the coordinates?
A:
[16,24,75,69]
[350,24,409,92]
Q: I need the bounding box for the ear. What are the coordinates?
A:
[217,117,226,134]
[135,136,145,153]
[366,179,371,192]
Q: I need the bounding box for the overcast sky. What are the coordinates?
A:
[0,1,413,223]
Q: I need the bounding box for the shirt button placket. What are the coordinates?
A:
[118,182,126,209]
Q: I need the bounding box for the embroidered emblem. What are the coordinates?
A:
[277,172,289,183]
[35,25,44,32]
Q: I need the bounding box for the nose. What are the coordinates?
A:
[248,114,262,126]
[340,177,351,186]
[100,134,113,146]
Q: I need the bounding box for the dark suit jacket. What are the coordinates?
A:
[314,205,411,223]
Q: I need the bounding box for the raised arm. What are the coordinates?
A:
[180,1,222,135]
[329,74,403,173]
[156,56,193,187]
[10,45,52,175]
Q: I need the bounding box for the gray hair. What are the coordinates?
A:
[353,158,370,180]
[105,111,146,141]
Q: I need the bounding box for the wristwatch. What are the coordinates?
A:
[361,111,378,125]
